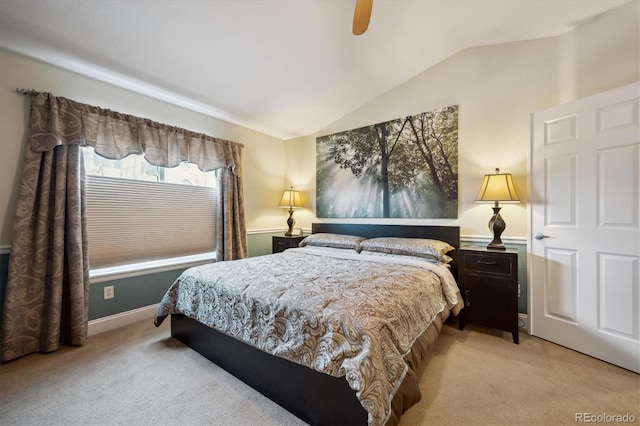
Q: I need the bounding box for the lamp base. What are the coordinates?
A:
[487,241,506,250]
[284,209,295,236]
[487,206,506,250]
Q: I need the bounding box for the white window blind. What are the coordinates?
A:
[86,175,216,268]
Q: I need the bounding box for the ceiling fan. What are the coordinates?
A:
[353,0,373,35]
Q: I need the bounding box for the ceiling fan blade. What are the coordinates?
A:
[353,0,373,35]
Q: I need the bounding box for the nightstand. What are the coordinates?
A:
[458,246,519,343]
[272,235,305,253]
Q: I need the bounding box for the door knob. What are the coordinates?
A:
[534,232,550,240]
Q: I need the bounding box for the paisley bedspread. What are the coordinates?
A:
[154,247,461,426]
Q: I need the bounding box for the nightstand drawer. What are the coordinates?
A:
[463,253,512,275]
[272,236,305,253]
[273,240,294,251]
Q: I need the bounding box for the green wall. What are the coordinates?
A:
[247,232,281,257]
[0,233,280,326]
[0,234,528,327]
[87,232,281,320]
[88,269,185,320]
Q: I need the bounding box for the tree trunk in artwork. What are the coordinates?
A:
[408,117,445,197]
[375,123,391,218]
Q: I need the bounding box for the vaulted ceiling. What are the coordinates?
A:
[0,0,629,139]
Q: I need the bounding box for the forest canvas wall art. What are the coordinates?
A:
[316,105,458,218]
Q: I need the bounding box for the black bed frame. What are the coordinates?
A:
[170,223,460,425]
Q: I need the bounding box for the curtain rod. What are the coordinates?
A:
[15,88,40,96]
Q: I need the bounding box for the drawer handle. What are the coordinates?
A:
[464,289,471,307]
[476,259,497,265]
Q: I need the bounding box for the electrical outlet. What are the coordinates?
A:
[104,285,114,300]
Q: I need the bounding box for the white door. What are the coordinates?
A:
[530,82,640,373]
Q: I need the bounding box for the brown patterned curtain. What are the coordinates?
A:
[1,143,89,362]
[216,142,248,261]
[1,92,247,361]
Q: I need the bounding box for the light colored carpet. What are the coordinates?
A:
[0,318,638,426]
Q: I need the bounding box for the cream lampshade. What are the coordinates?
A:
[278,186,304,236]
[475,168,520,250]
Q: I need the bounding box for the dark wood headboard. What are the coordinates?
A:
[311,223,460,278]
[311,223,460,248]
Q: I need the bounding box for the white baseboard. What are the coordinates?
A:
[88,303,159,336]
[518,313,529,331]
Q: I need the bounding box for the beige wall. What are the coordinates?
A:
[1,1,638,246]
[287,0,639,239]
[0,47,288,246]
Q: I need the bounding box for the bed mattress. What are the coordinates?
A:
[155,247,461,426]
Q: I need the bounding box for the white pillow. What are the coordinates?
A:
[360,237,454,263]
[299,233,367,251]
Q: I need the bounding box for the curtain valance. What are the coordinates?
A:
[28,92,243,174]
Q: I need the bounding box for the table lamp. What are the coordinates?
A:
[278,186,304,236]
[475,168,520,250]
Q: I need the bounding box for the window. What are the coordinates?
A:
[83,147,217,269]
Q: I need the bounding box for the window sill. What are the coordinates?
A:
[89,252,216,284]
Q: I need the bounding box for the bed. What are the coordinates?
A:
[154,223,461,426]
